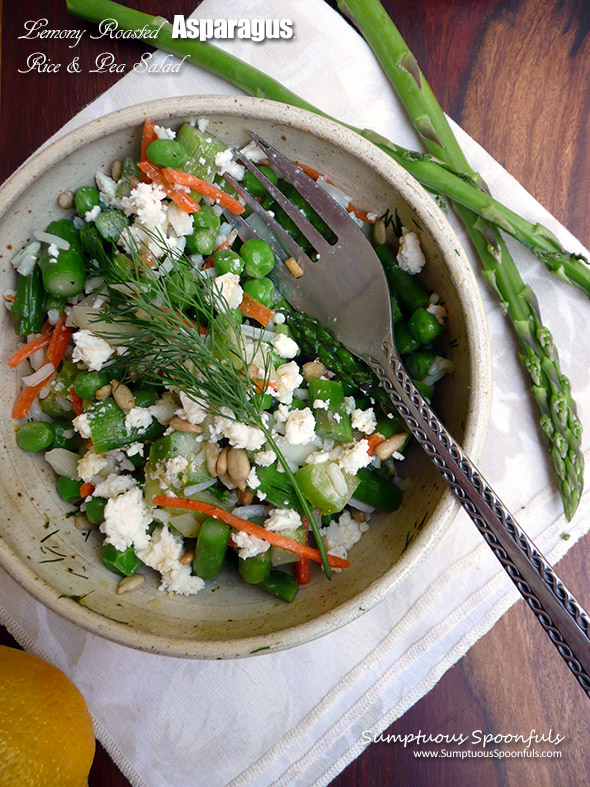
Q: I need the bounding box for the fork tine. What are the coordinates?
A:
[231,152,334,257]
[248,132,366,239]
[223,172,314,267]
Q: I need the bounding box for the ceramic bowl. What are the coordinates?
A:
[0,96,491,657]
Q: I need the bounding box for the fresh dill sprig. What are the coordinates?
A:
[91,230,332,578]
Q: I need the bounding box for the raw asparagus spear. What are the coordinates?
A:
[65,0,590,298]
[337,0,583,517]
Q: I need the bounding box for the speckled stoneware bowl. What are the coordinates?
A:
[0,96,491,658]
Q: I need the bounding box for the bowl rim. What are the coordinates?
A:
[0,95,492,658]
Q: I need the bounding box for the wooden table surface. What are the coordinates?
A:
[1,1,590,784]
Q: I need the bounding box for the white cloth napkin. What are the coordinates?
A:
[2,1,590,785]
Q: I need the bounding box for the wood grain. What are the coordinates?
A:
[1,1,590,785]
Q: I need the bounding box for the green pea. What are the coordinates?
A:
[240,239,274,278]
[51,420,77,451]
[146,139,189,170]
[86,496,107,525]
[57,476,82,503]
[243,277,275,308]
[405,349,438,381]
[95,210,129,243]
[243,165,278,197]
[73,371,110,401]
[74,187,100,218]
[193,204,221,230]
[407,307,443,344]
[214,249,244,276]
[16,421,55,452]
[185,227,217,256]
[102,544,142,577]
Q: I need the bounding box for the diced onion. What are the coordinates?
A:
[183,478,218,496]
[34,231,70,251]
[11,242,40,273]
[232,505,268,519]
[348,498,376,514]
[44,448,79,480]
[22,363,54,387]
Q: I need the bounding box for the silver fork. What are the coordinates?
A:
[224,133,590,696]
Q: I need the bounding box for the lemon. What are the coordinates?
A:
[0,645,95,786]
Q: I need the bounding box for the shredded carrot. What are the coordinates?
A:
[69,386,84,416]
[11,374,53,419]
[296,517,311,585]
[8,333,51,368]
[140,120,158,182]
[252,378,279,394]
[204,228,238,268]
[46,312,72,368]
[294,162,325,182]
[137,161,201,214]
[367,433,386,455]
[4,293,15,302]
[151,496,350,569]
[347,203,377,224]
[79,482,95,498]
[239,292,274,327]
[162,167,245,215]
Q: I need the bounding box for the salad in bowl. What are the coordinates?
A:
[0,97,490,656]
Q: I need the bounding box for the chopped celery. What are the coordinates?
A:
[148,431,212,487]
[39,359,78,419]
[308,379,353,442]
[295,462,359,515]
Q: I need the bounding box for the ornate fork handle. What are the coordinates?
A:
[369,338,590,696]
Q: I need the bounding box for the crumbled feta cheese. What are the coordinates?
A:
[154,124,176,140]
[397,228,426,274]
[313,398,329,410]
[167,202,194,237]
[240,140,268,163]
[120,182,167,233]
[214,272,243,310]
[124,407,154,434]
[77,451,109,483]
[321,509,368,560]
[71,329,114,371]
[197,118,209,133]
[351,408,377,435]
[125,442,144,457]
[343,396,356,414]
[264,507,302,532]
[272,332,299,359]
[149,392,177,425]
[254,448,277,466]
[285,407,316,446]
[423,356,455,387]
[426,302,447,325]
[84,205,101,223]
[162,456,188,488]
[246,467,260,489]
[138,525,205,596]
[214,148,245,181]
[177,391,208,425]
[233,531,270,560]
[95,172,120,208]
[48,243,60,259]
[276,361,303,404]
[336,440,372,475]
[211,407,266,451]
[101,486,151,552]
[94,473,137,499]
[72,413,92,439]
